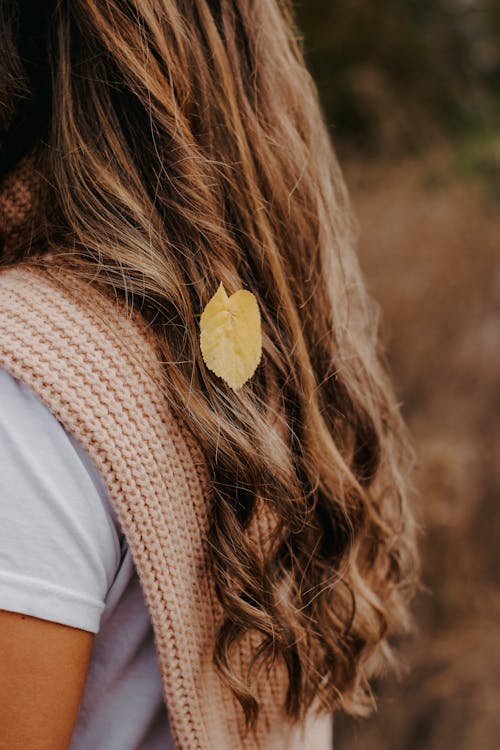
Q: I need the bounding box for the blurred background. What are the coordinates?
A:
[294,1,500,748]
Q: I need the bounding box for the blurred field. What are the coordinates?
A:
[293,1,499,745]
[332,150,500,749]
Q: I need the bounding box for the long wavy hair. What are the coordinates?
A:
[1,0,419,730]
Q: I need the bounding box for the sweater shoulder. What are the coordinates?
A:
[0,259,145,339]
[0,260,163,426]
[0,260,159,371]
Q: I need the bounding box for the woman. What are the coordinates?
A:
[0,1,419,748]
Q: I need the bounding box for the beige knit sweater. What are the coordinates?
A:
[0,171,333,749]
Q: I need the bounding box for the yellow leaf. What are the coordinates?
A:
[199,282,262,391]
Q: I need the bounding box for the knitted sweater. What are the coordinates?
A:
[0,257,334,749]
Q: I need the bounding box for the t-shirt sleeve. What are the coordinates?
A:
[0,367,121,634]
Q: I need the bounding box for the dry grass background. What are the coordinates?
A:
[332,149,500,749]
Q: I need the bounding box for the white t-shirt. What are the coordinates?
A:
[0,367,175,749]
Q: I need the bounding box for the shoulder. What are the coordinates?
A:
[0,365,120,532]
[0,258,158,367]
[0,364,122,633]
[0,257,163,415]
[0,260,124,425]
[0,258,169,508]
[0,364,121,544]
[0,258,202,535]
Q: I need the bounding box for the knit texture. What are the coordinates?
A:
[0,155,42,262]
[0,165,334,749]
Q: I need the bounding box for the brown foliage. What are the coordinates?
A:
[335,149,500,749]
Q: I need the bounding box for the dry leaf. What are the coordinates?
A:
[199,282,262,391]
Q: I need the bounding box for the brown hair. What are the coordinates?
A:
[1,0,418,730]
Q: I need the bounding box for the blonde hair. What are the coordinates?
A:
[1,0,418,730]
